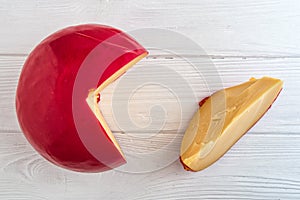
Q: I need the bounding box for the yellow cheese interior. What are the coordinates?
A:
[86,53,148,158]
[180,77,283,171]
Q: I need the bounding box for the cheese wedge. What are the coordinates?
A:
[180,77,283,171]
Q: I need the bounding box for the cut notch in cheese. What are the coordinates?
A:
[86,53,148,158]
[180,77,283,171]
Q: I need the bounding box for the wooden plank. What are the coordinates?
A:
[0,131,300,199]
[0,0,300,56]
[1,56,299,134]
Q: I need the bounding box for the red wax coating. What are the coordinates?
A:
[199,96,209,107]
[16,24,147,172]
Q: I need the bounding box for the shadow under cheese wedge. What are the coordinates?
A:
[180,77,283,171]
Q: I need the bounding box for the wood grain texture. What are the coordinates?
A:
[1,55,300,199]
[1,131,300,199]
[1,56,299,133]
[0,0,300,56]
[1,0,300,199]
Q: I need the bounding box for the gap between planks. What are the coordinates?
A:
[2,53,300,59]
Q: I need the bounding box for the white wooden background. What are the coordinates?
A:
[1,0,300,199]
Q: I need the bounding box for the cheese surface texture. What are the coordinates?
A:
[180,77,283,171]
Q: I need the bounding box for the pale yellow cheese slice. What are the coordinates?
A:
[180,77,283,171]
